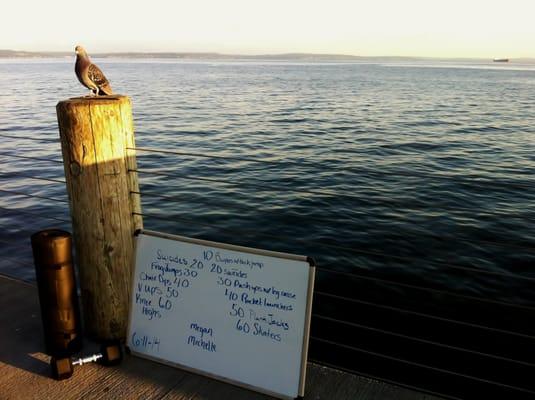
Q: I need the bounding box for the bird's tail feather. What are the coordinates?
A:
[98,84,113,96]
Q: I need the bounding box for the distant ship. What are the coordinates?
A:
[493,58,509,62]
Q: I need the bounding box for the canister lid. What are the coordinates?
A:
[31,229,72,267]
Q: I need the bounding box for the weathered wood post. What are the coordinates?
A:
[56,95,142,340]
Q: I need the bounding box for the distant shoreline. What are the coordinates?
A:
[1,49,534,63]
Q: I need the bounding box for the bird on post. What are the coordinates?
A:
[74,45,113,96]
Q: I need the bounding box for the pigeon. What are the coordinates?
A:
[74,45,113,96]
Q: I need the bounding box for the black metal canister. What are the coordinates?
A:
[31,229,82,357]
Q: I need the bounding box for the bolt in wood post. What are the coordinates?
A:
[56,95,143,340]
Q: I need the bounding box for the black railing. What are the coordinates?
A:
[130,145,535,399]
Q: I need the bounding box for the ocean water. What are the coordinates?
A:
[1,59,534,398]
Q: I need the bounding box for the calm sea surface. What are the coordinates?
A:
[1,59,534,397]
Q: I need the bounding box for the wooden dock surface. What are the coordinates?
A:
[0,274,442,400]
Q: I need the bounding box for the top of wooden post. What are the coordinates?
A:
[57,95,130,108]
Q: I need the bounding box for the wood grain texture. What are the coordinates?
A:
[56,96,142,340]
[119,98,143,231]
[0,275,444,400]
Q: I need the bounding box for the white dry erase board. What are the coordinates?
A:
[126,230,315,399]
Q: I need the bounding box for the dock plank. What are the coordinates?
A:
[0,274,443,400]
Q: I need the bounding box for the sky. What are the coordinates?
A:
[1,0,534,58]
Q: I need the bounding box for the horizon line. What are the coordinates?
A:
[1,49,534,61]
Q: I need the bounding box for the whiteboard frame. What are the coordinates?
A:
[126,229,316,399]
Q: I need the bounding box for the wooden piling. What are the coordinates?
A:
[56,95,143,340]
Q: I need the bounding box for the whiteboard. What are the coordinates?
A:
[126,230,315,399]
